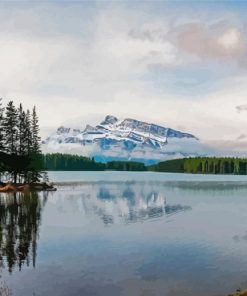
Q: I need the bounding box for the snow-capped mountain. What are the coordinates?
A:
[42,115,211,164]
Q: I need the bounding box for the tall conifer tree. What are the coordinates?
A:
[30,107,42,183]
[31,106,41,154]
[0,98,4,152]
[23,109,32,155]
[3,101,18,154]
[17,103,26,156]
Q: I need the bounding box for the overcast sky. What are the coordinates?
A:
[1,1,247,147]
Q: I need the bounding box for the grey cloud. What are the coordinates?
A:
[169,22,246,59]
[129,29,155,42]
[129,22,247,61]
[237,134,247,140]
[128,28,168,43]
[236,104,247,112]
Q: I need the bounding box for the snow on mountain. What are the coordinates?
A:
[42,115,212,163]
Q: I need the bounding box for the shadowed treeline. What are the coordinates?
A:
[0,191,46,273]
[150,157,247,175]
[42,154,247,175]
[42,153,146,171]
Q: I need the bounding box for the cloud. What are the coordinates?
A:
[236,104,247,112]
[170,23,246,60]
[127,21,247,73]
[1,1,247,151]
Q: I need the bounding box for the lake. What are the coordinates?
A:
[1,171,247,296]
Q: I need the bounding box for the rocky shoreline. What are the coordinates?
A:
[229,289,247,296]
[0,182,57,192]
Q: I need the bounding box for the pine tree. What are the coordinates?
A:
[29,106,42,183]
[23,109,32,155]
[31,106,41,154]
[0,98,4,152]
[3,101,18,154]
[0,100,43,184]
[17,104,26,156]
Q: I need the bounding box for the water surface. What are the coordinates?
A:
[1,172,247,296]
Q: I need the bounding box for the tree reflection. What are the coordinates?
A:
[0,191,45,273]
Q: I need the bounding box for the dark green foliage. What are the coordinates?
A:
[30,107,42,182]
[42,154,147,171]
[106,161,147,171]
[42,153,105,171]
[0,98,4,152]
[3,101,18,154]
[31,106,41,154]
[0,99,42,184]
[150,157,247,175]
[17,103,26,155]
[150,158,184,173]
[23,110,32,155]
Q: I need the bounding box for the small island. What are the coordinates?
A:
[0,99,56,191]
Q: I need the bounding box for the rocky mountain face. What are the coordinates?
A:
[42,115,209,164]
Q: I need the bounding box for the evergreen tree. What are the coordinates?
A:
[23,109,32,155]
[0,98,4,152]
[150,157,247,175]
[29,106,42,183]
[0,99,43,184]
[31,106,41,154]
[17,104,26,156]
[3,101,18,154]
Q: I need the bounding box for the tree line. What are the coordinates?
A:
[150,157,247,174]
[42,153,147,171]
[43,153,105,171]
[42,154,247,174]
[0,99,42,184]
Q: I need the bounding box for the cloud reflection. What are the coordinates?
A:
[56,183,192,226]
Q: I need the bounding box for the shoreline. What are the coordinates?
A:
[0,182,57,193]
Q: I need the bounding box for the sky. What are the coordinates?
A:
[1,0,247,151]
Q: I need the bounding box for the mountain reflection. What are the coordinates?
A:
[96,186,191,225]
[0,191,46,273]
[0,184,192,272]
[56,184,192,225]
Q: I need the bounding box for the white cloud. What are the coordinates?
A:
[218,28,241,49]
[0,1,247,153]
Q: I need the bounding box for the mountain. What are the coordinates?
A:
[42,115,211,164]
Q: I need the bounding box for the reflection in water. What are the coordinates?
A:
[56,184,192,226]
[0,184,191,275]
[1,176,247,296]
[97,186,191,225]
[233,231,247,243]
[0,192,46,273]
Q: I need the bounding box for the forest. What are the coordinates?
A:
[0,98,42,184]
[42,153,147,171]
[150,157,247,174]
[42,154,247,174]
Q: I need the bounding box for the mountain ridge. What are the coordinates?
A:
[42,115,210,163]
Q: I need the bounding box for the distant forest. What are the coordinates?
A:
[0,99,42,184]
[42,153,147,171]
[150,157,247,175]
[43,154,247,175]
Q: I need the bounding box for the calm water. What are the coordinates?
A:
[1,172,247,296]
